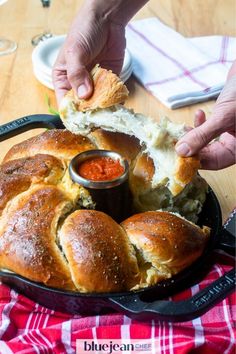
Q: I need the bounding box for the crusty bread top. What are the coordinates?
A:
[65,66,129,112]
[0,184,75,290]
[0,154,65,217]
[121,211,210,287]
[59,210,140,293]
[89,129,141,165]
[3,129,96,163]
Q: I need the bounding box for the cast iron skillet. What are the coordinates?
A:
[0,114,235,322]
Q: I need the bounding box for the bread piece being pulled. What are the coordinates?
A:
[129,152,208,223]
[70,65,129,111]
[59,66,200,196]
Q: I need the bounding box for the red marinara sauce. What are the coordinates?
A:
[78,156,125,181]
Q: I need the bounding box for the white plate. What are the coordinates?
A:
[33,61,133,91]
[32,35,65,76]
[33,60,132,81]
[33,66,54,90]
[121,69,133,83]
[32,34,132,81]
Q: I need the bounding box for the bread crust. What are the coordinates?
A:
[131,153,201,193]
[121,211,210,287]
[0,154,65,217]
[172,155,201,195]
[67,66,129,112]
[130,152,201,194]
[0,185,75,290]
[90,129,141,164]
[3,129,96,163]
[59,210,140,292]
[129,152,154,195]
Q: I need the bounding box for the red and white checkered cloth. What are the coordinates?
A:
[126,18,236,108]
[0,253,235,353]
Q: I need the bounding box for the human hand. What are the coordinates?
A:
[52,0,147,105]
[175,63,236,170]
[52,4,125,104]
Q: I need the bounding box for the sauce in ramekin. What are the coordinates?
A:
[77,156,124,181]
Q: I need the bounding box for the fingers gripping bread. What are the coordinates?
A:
[70,65,129,112]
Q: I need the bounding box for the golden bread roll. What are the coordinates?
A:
[3,129,95,163]
[121,211,210,288]
[0,128,210,292]
[59,210,140,292]
[0,154,65,217]
[89,129,140,165]
[0,184,75,290]
[68,65,129,112]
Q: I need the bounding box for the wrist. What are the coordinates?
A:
[87,0,148,26]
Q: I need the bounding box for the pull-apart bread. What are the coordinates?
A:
[0,67,210,293]
[60,66,208,222]
[60,66,199,196]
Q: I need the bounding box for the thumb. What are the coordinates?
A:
[175,119,219,156]
[176,78,236,156]
[65,42,93,99]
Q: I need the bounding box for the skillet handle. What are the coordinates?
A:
[0,114,63,142]
[110,268,235,321]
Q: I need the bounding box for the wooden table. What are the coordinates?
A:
[0,0,235,221]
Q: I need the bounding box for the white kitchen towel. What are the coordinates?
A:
[126,18,236,109]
